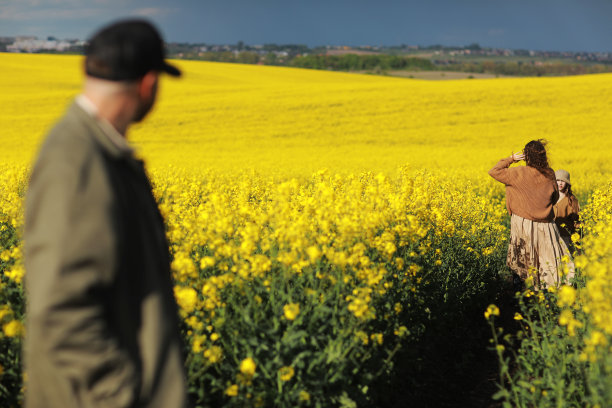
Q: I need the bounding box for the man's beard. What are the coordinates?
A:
[133,96,155,123]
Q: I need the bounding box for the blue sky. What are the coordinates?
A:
[1,0,611,52]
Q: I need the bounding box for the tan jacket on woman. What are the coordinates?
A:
[488,157,559,222]
[24,102,188,408]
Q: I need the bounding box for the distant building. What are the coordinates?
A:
[7,37,84,53]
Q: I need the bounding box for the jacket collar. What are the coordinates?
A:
[68,101,150,176]
[69,100,137,160]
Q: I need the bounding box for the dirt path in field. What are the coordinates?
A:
[381,284,519,408]
[381,333,503,408]
[460,287,520,408]
[459,346,503,408]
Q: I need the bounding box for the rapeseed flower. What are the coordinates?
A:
[240,357,257,377]
[2,320,23,338]
[283,303,300,320]
[174,286,198,314]
[204,346,223,364]
[484,304,500,320]
[225,384,238,397]
[279,366,295,381]
[558,286,577,308]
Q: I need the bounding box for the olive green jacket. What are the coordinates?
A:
[24,102,188,408]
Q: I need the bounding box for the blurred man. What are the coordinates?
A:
[24,19,188,408]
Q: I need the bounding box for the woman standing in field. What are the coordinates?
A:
[554,169,580,254]
[488,139,574,290]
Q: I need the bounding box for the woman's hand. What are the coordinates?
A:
[512,152,525,162]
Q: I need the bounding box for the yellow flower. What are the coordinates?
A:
[513,313,523,321]
[192,334,206,353]
[283,303,300,320]
[299,390,311,401]
[173,286,198,314]
[240,357,257,377]
[0,306,11,321]
[355,331,369,345]
[586,330,607,347]
[278,366,295,381]
[200,256,216,269]
[204,346,223,364]
[2,320,24,338]
[225,384,238,397]
[370,333,383,345]
[5,265,24,284]
[185,316,204,331]
[0,250,10,262]
[394,326,409,337]
[557,286,576,308]
[559,309,583,336]
[306,246,321,262]
[484,304,500,320]
[559,309,572,325]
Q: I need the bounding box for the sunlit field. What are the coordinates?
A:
[1,53,611,187]
[1,53,611,407]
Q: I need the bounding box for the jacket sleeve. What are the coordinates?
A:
[488,156,516,185]
[25,147,139,408]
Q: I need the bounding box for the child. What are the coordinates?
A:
[554,169,580,254]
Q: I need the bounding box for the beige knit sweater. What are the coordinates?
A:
[488,156,559,222]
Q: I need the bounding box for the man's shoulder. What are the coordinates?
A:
[28,105,115,203]
[36,104,102,167]
[45,104,97,147]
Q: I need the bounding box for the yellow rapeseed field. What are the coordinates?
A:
[1,53,611,189]
[1,53,611,406]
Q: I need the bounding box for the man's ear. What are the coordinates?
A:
[138,71,159,100]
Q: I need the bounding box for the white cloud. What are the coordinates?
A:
[0,6,102,20]
[0,1,174,21]
[1,0,79,6]
[131,7,177,17]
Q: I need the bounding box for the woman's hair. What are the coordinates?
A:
[524,139,555,181]
[564,184,579,208]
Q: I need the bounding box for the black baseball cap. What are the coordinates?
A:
[85,19,181,81]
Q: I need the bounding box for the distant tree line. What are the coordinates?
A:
[180,51,435,71]
[443,61,612,76]
[170,50,612,77]
[290,54,435,71]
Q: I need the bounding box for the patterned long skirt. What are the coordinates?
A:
[507,214,575,289]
